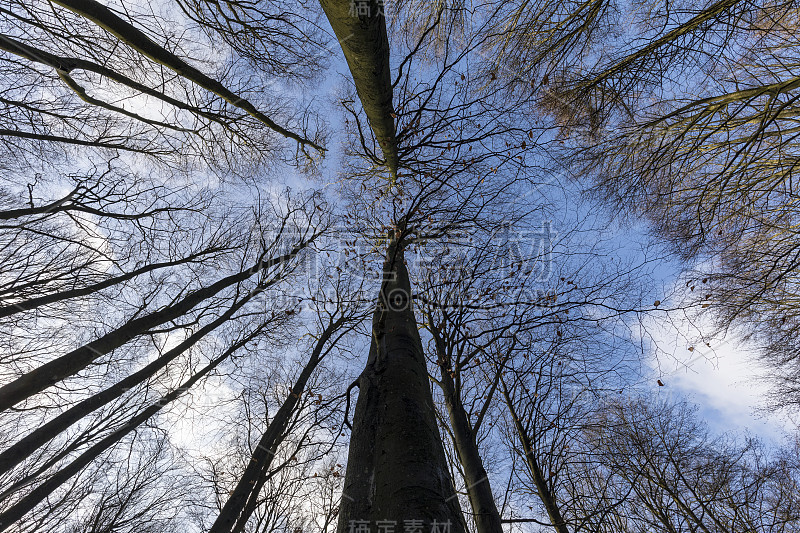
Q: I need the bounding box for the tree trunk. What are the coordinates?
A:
[336,236,466,533]
[319,0,399,181]
[0,327,264,532]
[0,246,301,412]
[0,288,263,476]
[501,383,569,533]
[210,317,343,533]
[49,0,322,150]
[438,369,503,533]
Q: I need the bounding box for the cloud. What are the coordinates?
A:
[646,314,793,445]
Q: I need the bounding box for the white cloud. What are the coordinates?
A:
[645,314,794,445]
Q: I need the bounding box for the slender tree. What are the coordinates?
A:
[210,269,367,533]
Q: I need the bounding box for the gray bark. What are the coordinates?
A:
[319,0,399,181]
[336,236,466,533]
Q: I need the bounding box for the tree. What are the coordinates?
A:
[0,189,323,412]
[325,1,541,529]
[415,213,658,533]
[336,231,468,533]
[2,0,798,532]
[493,0,800,406]
[568,398,800,532]
[0,182,325,529]
[0,0,326,167]
[210,269,367,533]
[418,235,550,533]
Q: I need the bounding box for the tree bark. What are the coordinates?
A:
[319,0,399,181]
[437,369,504,533]
[336,236,466,533]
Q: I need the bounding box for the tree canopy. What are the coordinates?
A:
[1,1,799,532]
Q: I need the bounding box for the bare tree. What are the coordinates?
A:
[0,184,327,530]
[0,0,326,169]
[568,398,800,533]
[415,219,658,533]
[495,0,800,406]
[2,1,798,532]
[0,191,323,412]
[210,267,368,533]
[0,313,279,531]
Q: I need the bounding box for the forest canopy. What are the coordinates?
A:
[1,0,799,532]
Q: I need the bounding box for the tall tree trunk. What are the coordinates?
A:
[210,316,344,533]
[500,381,569,533]
[0,246,302,412]
[319,0,399,181]
[336,236,466,533]
[438,369,503,533]
[0,287,265,476]
[0,326,266,532]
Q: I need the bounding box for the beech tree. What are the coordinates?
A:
[0,0,326,166]
[1,0,798,532]
[414,210,658,533]
[567,398,800,533]
[488,0,800,406]
[0,178,327,530]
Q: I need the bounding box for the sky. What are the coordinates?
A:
[643,306,796,447]
[3,2,798,530]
